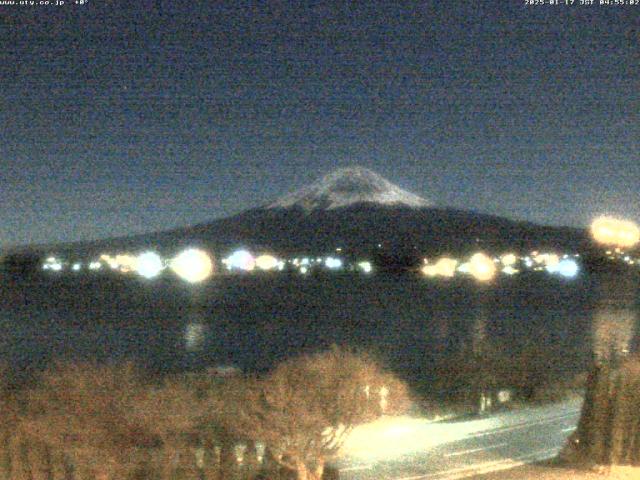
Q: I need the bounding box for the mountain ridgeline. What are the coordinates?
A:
[4,167,589,267]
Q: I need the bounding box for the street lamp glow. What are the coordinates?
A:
[500,253,517,267]
[502,266,518,275]
[357,261,373,274]
[421,257,457,278]
[468,252,496,282]
[325,257,342,269]
[535,253,560,267]
[556,259,579,278]
[135,251,164,279]
[224,250,256,271]
[171,248,214,283]
[591,217,640,248]
[115,254,137,273]
[457,262,470,274]
[255,254,279,271]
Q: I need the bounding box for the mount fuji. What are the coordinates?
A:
[12,167,588,263]
[267,167,432,211]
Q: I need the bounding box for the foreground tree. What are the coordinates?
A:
[0,366,18,480]
[571,266,640,465]
[569,217,640,465]
[224,348,411,480]
[20,362,159,480]
[131,375,208,480]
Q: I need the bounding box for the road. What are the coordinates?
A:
[336,398,582,480]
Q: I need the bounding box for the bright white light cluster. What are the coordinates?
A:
[419,249,584,281]
[92,248,215,282]
[42,256,63,272]
[324,257,342,269]
[136,252,164,279]
[357,261,373,274]
[170,248,214,283]
[223,250,255,271]
[468,253,497,282]
[546,258,580,278]
[222,250,285,272]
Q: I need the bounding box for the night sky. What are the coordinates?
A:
[1,1,638,248]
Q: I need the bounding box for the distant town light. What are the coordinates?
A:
[325,257,343,269]
[500,253,517,267]
[43,260,63,272]
[135,251,164,279]
[468,252,496,282]
[591,216,640,248]
[556,259,579,278]
[255,254,279,271]
[115,254,137,273]
[43,256,64,272]
[100,254,118,270]
[545,263,559,274]
[536,253,560,268]
[421,264,437,277]
[357,261,373,274]
[224,249,255,271]
[421,257,457,278]
[502,266,519,276]
[171,248,214,283]
[457,262,470,274]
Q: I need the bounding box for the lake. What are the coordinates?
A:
[0,270,621,393]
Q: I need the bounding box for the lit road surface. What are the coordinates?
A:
[337,398,582,480]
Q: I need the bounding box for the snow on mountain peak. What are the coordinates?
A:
[267,167,432,211]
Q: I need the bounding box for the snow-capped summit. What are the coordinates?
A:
[267,166,432,211]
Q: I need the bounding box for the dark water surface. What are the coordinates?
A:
[0,271,614,388]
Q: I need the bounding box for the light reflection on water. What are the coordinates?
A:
[0,273,622,381]
[185,322,207,352]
